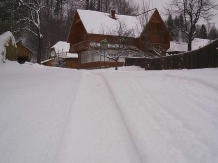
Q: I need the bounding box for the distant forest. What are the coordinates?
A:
[166,14,218,42]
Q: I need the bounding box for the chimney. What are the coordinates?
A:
[111,9,116,19]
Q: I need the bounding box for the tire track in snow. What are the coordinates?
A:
[54,71,83,162]
[97,73,144,163]
[55,71,143,163]
[97,71,213,163]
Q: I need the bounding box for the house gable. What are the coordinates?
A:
[139,9,172,51]
[67,11,88,45]
[142,10,172,41]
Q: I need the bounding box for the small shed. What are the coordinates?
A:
[61,52,78,68]
[41,41,78,69]
[50,41,70,57]
[16,40,33,63]
[166,43,187,55]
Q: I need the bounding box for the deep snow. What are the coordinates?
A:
[0,62,218,163]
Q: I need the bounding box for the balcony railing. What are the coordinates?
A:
[69,40,90,53]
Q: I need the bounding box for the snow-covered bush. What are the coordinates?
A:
[0,31,17,64]
[52,54,66,67]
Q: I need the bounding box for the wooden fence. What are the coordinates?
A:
[125,39,218,70]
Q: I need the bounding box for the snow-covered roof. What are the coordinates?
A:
[0,31,16,63]
[167,43,187,53]
[42,53,78,63]
[167,38,211,53]
[77,9,156,38]
[61,53,78,59]
[51,41,70,53]
[41,58,54,64]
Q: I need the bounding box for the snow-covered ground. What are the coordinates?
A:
[0,62,218,163]
[167,38,212,53]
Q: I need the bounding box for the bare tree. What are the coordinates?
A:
[166,0,218,51]
[87,20,141,70]
[17,0,44,64]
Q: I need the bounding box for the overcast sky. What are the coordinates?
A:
[134,0,218,28]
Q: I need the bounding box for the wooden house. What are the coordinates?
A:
[16,40,32,63]
[41,41,78,69]
[67,9,172,69]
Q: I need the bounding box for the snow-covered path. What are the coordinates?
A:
[0,62,218,163]
[99,70,218,163]
[56,71,142,163]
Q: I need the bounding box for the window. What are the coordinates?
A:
[91,53,94,61]
[81,54,86,64]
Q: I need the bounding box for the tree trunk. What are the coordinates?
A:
[85,0,87,9]
[115,59,118,70]
[37,30,42,64]
[188,39,192,51]
[105,0,108,12]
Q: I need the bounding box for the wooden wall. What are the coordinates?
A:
[43,59,54,66]
[5,38,17,61]
[65,58,78,69]
[79,61,124,69]
[16,41,31,58]
[42,58,78,69]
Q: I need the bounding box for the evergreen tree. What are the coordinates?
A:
[54,0,66,19]
[199,24,207,39]
[166,14,175,39]
[195,24,201,38]
[0,0,19,34]
[174,16,180,29]
[208,26,218,40]
[179,14,184,29]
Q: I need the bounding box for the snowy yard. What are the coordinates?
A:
[0,62,218,163]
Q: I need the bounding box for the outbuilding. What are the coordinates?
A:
[16,40,33,63]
